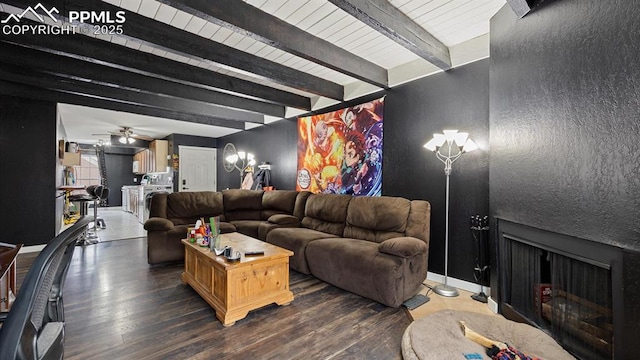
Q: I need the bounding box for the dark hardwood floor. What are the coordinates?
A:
[16,238,410,359]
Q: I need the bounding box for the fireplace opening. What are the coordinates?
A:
[497,220,624,359]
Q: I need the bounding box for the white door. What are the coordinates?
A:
[178,146,217,192]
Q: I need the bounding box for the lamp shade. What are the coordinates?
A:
[119,136,127,144]
[462,139,479,153]
[423,133,447,151]
[226,154,239,164]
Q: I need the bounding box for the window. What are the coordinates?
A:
[74,154,101,187]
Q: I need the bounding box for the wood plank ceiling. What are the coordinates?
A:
[0,0,507,143]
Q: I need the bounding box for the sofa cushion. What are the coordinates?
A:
[266,227,338,274]
[301,193,352,236]
[378,237,428,258]
[406,200,431,243]
[268,214,299,225]
[344,196,410,243]
[229,220,262,239]
[223,189,263,221]
[306,238,406,307]
[261,190,299,219]
[144,217,174,231]
[166,191,223,225]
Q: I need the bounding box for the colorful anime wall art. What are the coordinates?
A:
[296,97,383,196]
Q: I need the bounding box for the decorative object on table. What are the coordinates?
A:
[208,216,221,252]
[423,129,479,297]
[296,97,384,196]
[471,215,490,303]
[460,321,541,360]
[223,143,256,188]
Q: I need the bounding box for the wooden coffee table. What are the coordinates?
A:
[181,232,294,326]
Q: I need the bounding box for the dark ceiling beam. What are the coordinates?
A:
[505,0,533,18]
[2,0,344,100]
[0,42,285,117]
[0,26,309,110]
[158,0,388,88]
[327,0,451,70]
[0,63,265,124]
[0,80,246,130]
[0,13,310,110]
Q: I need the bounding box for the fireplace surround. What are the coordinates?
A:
[496,219,627,359]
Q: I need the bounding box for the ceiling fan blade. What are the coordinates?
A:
[131,133,155,141]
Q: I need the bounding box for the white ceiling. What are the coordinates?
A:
[31,0,506,144]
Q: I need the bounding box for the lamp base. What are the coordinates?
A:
[433,284,459,297]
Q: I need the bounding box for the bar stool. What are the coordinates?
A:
[93,186,110,229]
[75,185,103,245]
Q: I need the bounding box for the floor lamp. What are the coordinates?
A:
[424,130,479,297]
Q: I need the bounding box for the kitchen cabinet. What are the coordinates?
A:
[149,140,169,172]
[133,140,168,174]
[61,151,81,166]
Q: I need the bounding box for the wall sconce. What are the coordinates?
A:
[223,143,256,187]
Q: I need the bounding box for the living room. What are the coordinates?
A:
[1,1,639,359]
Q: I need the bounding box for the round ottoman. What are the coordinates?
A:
[401,310,575,359]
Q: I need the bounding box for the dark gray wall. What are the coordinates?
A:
[385,60,490,283]
[104,153,137,206]
[217,118,301,191]
[218,60,491,283]
[490,2,640,251]
[490,2,640,351]
[0,95,57,246]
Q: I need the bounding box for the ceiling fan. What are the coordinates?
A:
[92,127,154,144]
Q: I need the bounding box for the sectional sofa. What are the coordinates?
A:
[144,189,431,307]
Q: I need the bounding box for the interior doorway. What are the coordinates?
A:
[178,146,217,192]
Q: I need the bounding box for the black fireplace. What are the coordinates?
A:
[497,220,626,359]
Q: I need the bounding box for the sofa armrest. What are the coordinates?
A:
[144,217,174,231]
[378,237,427,258]
[267,214,300,226]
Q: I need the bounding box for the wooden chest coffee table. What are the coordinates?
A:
[181,232,294,326]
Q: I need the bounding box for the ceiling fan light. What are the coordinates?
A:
[128,137,135,144]
[119,136,127,144]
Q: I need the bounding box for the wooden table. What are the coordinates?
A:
[181,232,294,326]
[0,243,22,312]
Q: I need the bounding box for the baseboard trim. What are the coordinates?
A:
[426,272,491,298]
[488,296,499,314]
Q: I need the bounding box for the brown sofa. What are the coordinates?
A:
[145,189,431,308]
[144,189,308,264]
[266,193,431,307]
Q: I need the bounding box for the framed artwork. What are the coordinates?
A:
[296,97,384,196]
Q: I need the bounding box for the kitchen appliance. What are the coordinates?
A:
[138,184,173,224]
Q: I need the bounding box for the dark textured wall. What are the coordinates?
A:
[0,95,57,246]
[490,2,640,352]
[104,153,137,206]
[490,2,640,250]
[217,119,298,191]
[385,60,490,283]
[218,60,491,283]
